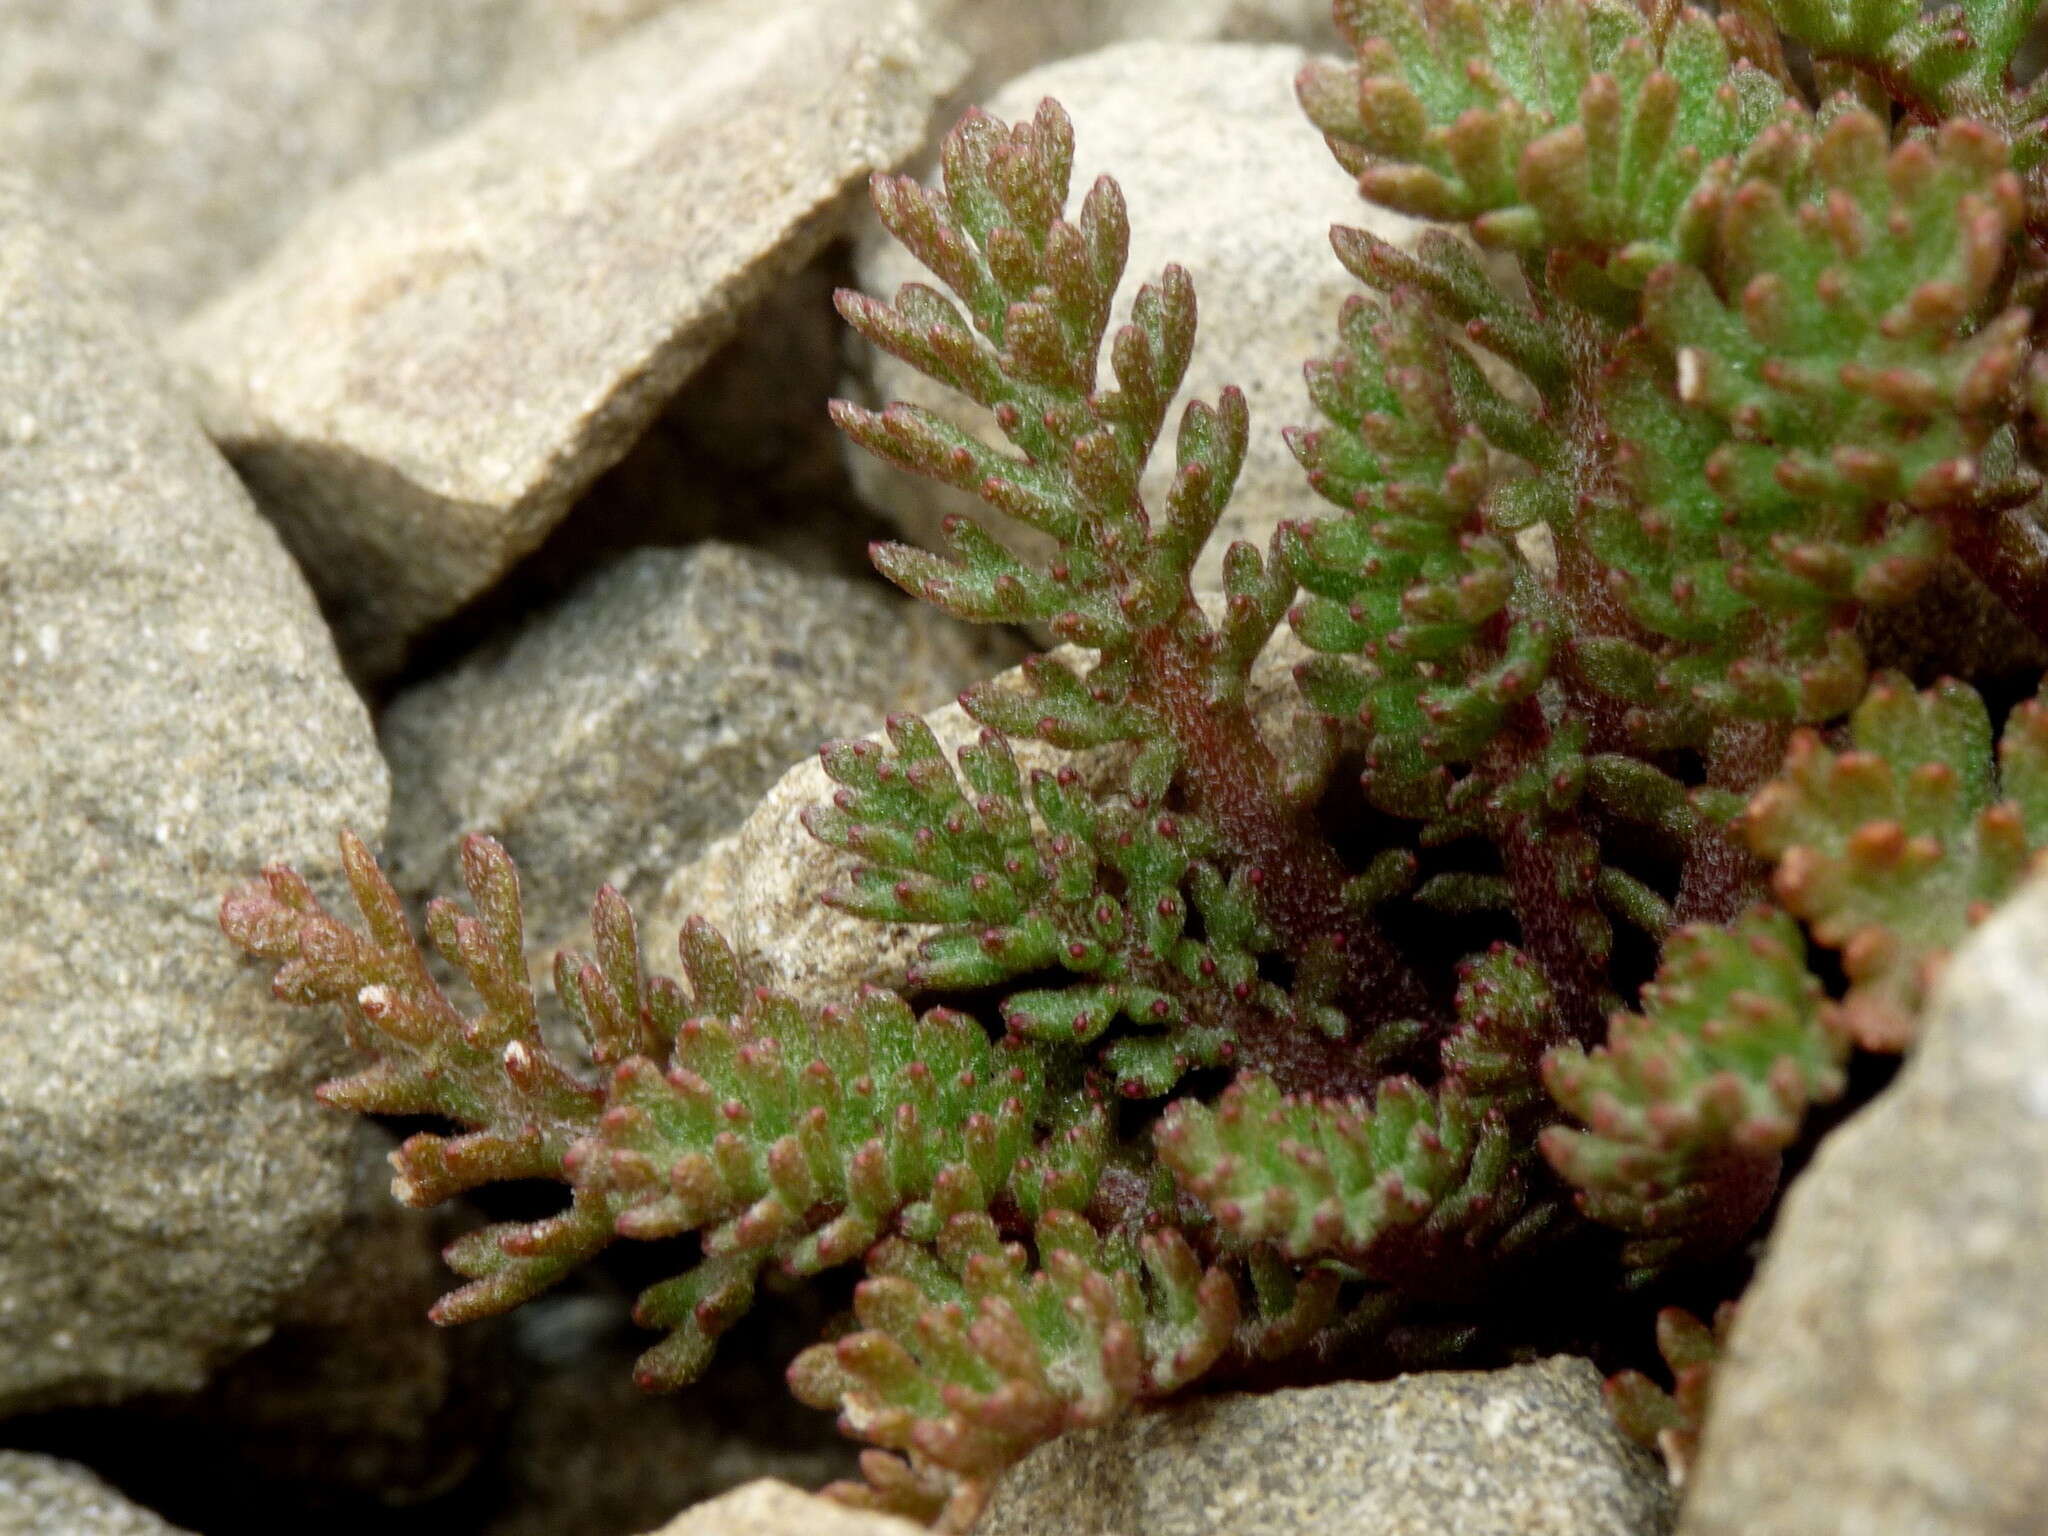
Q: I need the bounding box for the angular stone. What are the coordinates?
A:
[382,544,1008,951]
[1679,879,2048,1536]
[975,1358,1673,1536]
[0,182,387,1410]
[0,1,674,327]
[149,1123,507,1505]
[0,1454,192,1536]
[916,0,1340,102]
[173,0,966,679]
[639,1480,923,1536]
[849,40,1427,594]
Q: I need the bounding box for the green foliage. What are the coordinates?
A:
[222,832,1102,1388]
[805,714,1277,1096]
[1747,672,2048,1047]
[1605,1302,1733,1486]
[1757,0,2047,151]
[1281,285,1551,803]
[1541,907,1845,1279]
[789,1211,1236,1532]
[217,0,2048,1521]
[1302,0,1785,273]
[1155,948,1569,1273]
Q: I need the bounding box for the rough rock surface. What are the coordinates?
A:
[0,1,677,327]
[850,41,1425,593]
[382,543,1009,949]
[0,1454,192,1536]
[173,0,966,679]
[1680,879,2048,1536]
[916,0,1340,101]
[639,1479,923,1536]
[975,1357,1673,1536]
[656,631,1318,1006]
[0,178,388,1413]
[150,1123,506,1505]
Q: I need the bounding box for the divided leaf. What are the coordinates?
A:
[1304,0,1784,275]
[1541,907,1845,1278]
[224,834,1104,1388]
[1746,672,2048,1047]
[790,1211,1236,1532]
[1605,1302,1734,1487]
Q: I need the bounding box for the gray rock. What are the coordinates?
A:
[173,0,967,679]
[382,544,1010,951]
[849,41,1428,594]
[153,1122,507,1504]
[0,0,671,326]
[917,0,1340,102]
[0,1454,192,1536]
[638,1480,923,1536]
[0,178,389,1412]
[976,1357,1674,1536]
[655,630,1321,1006]
[1679,878,2048,1536]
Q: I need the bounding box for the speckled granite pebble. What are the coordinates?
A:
[0,175,387,1413]
[0,1454,192,1536]
[381,543,1009,952]
[974,1357,1674,1536]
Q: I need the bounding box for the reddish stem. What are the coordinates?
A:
[1674,718,1781,926]
[1134,618,1436,1055]
[1480,702,1613,1046]
[1941,500,2048,648]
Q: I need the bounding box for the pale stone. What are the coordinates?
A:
[173,0,966,678]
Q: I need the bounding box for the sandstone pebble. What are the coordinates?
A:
[0,177,388,1412]
[175,0,966,678]
[976,1357,1674,1536]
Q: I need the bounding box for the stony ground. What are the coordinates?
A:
[1,3,2043,1535]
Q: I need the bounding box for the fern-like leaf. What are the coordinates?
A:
[224,834,1108,1387]
[1745,670,2048,1047]
[1540,906,1845,1278]
[789,1210,1236,1532]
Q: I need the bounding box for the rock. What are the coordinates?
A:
[478,1296,855,1536]
[381,543,1011,951]
[149,1122,508,1506]
[656,631,1319,1006]
[975,1357,1673,1536]
[1679,878,2048,1536]
[0,0,675,326]
[0,1453,192,1536]
[639,1480,924,1536]
[0,178,389,1413]
[917,0,1340,104]
[173,0,968,680]
[848,41,1424,594]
